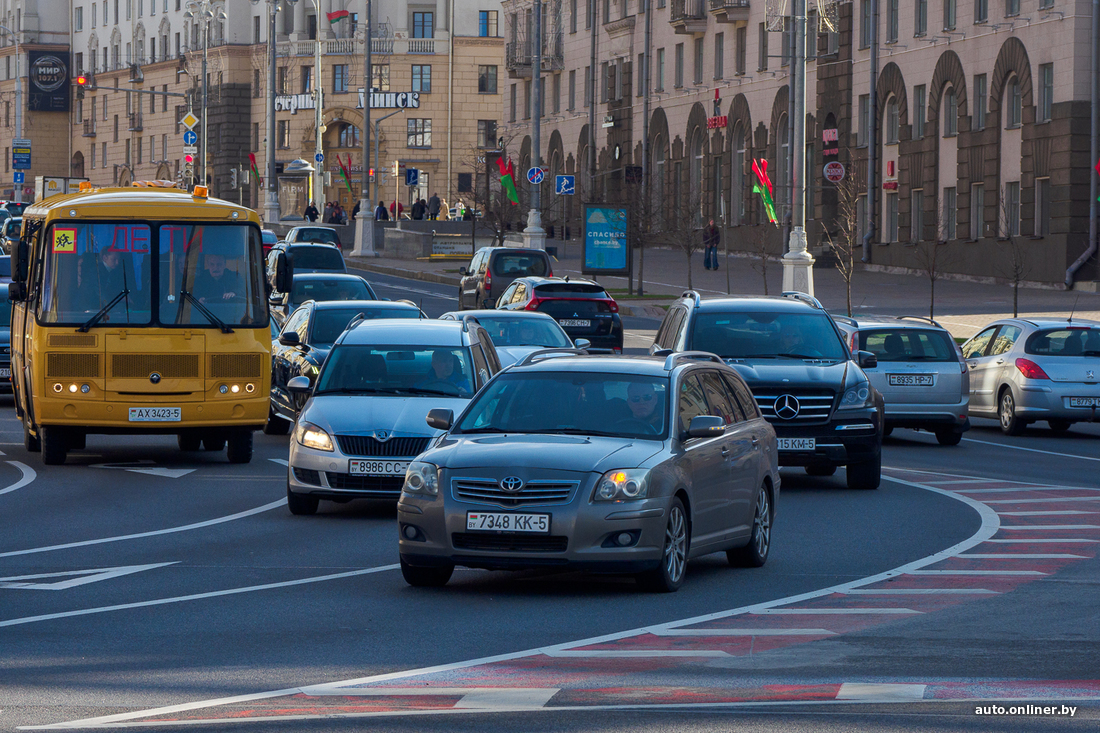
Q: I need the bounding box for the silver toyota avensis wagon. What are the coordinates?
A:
[397,350,780,592]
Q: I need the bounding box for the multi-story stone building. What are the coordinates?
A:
[61,0,503,218]
[502,0,1098,286]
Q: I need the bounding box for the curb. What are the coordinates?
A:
[345,258,462,288]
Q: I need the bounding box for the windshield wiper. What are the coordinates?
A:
[541,428,626,438]
[179,290,234,333]
[316,387,400,395]
[78,289,130,332]
[459,426,510,434]
[398,386,464,397]
[776,353,838,361]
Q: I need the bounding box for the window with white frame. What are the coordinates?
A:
[974,74,987,130]
[943,186,957,240]
[944,87,957,136]
[1006,76,1021,127]
[1038,63,1053,122]
[407,118,432,148]
[914,85,926,138]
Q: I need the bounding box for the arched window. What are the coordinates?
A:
[337,123,360,148]
[943,85,957,136]
[690,130,704,226]
[732,126,746,225]
[1005,75,1021,128]
[885,96,899,144]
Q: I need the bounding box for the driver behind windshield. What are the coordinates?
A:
[193,253,242,303]
[418,349,471,393]
[627,381,664,433]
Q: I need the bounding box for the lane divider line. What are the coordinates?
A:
[0,500,286,559]
[961,437,1100,462]
[751,608,923,615]
[958,553,1086,559]
[0,461,37,497]
[0,564,399,629]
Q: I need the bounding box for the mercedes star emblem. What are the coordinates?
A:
[149,372,162,384]
[500,476,524,492]
[773,394,801,420]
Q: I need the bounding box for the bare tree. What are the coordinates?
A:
[997,185,1030,318]
[913,199,960,319]
[624,176,662,297]
[825,166,864,316]
[458,137,526,247]
[748,224,772,295]
[662,186,704,291]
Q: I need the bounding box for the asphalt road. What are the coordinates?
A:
[0,270,1096,732]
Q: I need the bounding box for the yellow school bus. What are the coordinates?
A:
[9,183,271,465]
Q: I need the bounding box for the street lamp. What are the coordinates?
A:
[0,25,22,203]
[353,0,377,257]
[310,0,325,214]
[250,0,298,224]
[184,0,227,188]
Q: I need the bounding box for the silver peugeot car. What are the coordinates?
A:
[397,351,780,592]
[285,318,502,514]
[961,318,1100,434]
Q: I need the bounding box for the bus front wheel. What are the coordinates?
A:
[40,427,68,466]
[226,430,254,464]
[23,419,40,453]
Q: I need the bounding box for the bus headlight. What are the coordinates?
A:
[68,384,78,393]
[230,384,240,394]
[81,384,91,394]
[52,383,63,393]
[245,383,255,393]
[219,384,229,394]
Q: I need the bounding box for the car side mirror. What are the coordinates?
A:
[459,266,467,275]
[11,239,28,285]
[687,415,726,439]
[425,408,453,431]
[274,252,293,293]
[574,338,591,350]
[651,347,673,357]
[278,331,300,347]
[286,375,312,393]
[857,350,878,369]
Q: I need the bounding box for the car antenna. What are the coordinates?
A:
[1067,294,1079,323]
[419,298,424,319]
[564,275,569,282]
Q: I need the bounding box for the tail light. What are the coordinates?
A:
[849,333,858,353]
[524,297,542,311]
[484,270,492,289]
[606,298,619,313]
[547,268,553,278]
[1015,358,1050,380]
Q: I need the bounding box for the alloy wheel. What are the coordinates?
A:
[664,505,687,583]
[752,488,771,559]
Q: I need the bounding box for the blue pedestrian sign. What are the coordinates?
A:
[13,171,23,184]
[405,168,419,187]
[315,152,325,164]
[555,175,575,195]
[527,167,545,185]
[182,130,198,146]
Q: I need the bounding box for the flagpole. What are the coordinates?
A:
[521,0,547,251]
[353,0,377,257]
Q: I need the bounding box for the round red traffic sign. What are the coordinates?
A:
[824,161,845,183]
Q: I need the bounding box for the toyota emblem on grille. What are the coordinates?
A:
[500,476,524,492]
[149,372,162,384]
[773,394,801,420]
[374,430,389,441]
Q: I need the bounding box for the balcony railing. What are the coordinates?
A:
[505,36,565,78]
[407,38,435,54]
[707,0,751,22]
[82,119,96,137]
[274,37,438,58]
[128,112,142,131]
[671,0,709,33]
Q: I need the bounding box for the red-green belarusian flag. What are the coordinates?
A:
[498,157,519,205]
[752,158,778,225]
[337,154,354,194]
[248,153,260,184]
[326,10,350,24]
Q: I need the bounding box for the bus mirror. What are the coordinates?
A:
[274,252,293,293]
[11,240,29,284]
[8,282,25,302]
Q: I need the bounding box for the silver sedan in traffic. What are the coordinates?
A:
[961,318,1100,434]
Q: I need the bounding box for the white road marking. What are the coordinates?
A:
[983,497,1100,504]
[751,608,923,615]
[957,553,1085,559]
[907,569,1045,575]
[269,458,289,466]
[0,563,178,590]
[0,461,36,497]
[307,687,560,709]
[961,437,1100,462]
[842,588,999,594]
[960,487,1100,494]
[0,500,286,559]
[27,473,1003,730]
[1000,525,1100,530]
[651,628,835,636]
[1000,510,1098,516]
[983,538,1099,543]
[835,683,927,701]
[544,650,732,658]
[89,461,196,479]
[0,563,399,628]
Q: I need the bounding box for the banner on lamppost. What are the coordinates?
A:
[28,50,70,112]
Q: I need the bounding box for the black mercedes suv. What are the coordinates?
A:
[651,291,884,490]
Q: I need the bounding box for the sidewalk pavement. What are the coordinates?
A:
[348,243,1100,338]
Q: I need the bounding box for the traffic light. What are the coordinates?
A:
[230,167,238,189]
[74,75,88,99]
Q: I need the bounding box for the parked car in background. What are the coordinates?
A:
[397,351,780,592]
[0,255,10,283]
[270,273,378,326]
[439,310,585,366]
[1,216,20,254]
[267,243,347,298]
[961,318,1100,435]
[458,247,553,310]
[283,225,342,249]
[833,315,970,445]
[261,229,279,255]
[266,300,425,434]
[650,291,884,489]
[285,319,502,515]
[0,202,27,219]
[495,276,624,353]
[0,283,12,392]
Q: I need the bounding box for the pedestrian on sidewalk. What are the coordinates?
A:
[351,200,360,221]
[304,201,319,222]
[323,202,335,223]
[375,200,389,221]
[428,192,441,220]
[703,219,720,271]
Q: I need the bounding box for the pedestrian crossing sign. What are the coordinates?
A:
[52,227,77,253]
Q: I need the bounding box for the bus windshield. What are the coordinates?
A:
[38,221,266,328]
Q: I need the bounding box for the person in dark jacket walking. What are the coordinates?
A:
[375,200,389,221]
[411,198,426,220]
[351,200,361,221]
[703,220,720,271]
[428,193,441,220]
[304,201,319,222]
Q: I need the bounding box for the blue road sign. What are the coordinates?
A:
[315,152,325,164]
[527,167,545,185]
[556,175,575,195]
[182,130,198,146]
[12,138,30,170]
[405,168,419,187]
[13,171,24,184]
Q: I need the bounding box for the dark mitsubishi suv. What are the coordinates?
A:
[651,291,884,490]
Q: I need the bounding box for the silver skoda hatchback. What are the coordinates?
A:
[397,351,780,592]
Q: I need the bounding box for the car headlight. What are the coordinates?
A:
[403,461,440,496]
[839,382,873,410]
[295,421,334,451]
[593,468,650,502]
